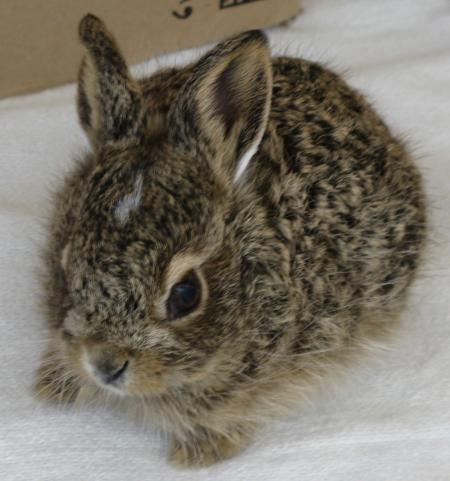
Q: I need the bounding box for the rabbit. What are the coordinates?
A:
[35,14,426,468]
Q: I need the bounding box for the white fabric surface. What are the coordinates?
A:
[1,1,449,479]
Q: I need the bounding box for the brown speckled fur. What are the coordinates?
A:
[35,14,426,467]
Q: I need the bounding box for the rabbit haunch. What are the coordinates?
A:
[35,14,426,468]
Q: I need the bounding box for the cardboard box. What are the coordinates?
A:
[0,0,300,98]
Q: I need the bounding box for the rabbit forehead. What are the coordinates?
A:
[83,142,218,215]
[64,151,218,263]
[66,156,223,285]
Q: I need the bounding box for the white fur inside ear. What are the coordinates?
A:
[115,173,143,224]
[61,243,71,271]
[233,130,264,183]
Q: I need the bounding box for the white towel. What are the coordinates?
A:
[1,0,449,479]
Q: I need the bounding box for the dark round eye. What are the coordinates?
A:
[167,270,201,321]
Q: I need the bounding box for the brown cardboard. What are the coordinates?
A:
[0,0,300,98]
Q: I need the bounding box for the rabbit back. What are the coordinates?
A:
[250,57,426,354]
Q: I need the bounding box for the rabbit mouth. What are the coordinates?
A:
[74,342,170,397]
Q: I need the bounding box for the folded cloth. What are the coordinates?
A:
[1,0,449,479]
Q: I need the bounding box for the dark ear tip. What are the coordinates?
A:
[243,29,268,45]
[78,13,104,42]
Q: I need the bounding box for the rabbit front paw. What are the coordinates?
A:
[169,427,251,468]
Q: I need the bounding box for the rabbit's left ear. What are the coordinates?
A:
[169,30,272,182]
[77,14,143,147]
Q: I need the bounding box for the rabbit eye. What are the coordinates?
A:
[167,270,201,320]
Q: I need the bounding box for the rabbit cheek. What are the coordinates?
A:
[56,334,88,385]
[124,354,170,396]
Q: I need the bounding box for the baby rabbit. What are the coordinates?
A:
[35,14,426,467]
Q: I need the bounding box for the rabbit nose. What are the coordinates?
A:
[93,358,129,385]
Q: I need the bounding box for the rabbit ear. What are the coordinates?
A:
[169,30,272,182]
[77,14,143,147]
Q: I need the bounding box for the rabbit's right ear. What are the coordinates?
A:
[77,14,143,147]
[169,30,272,183]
